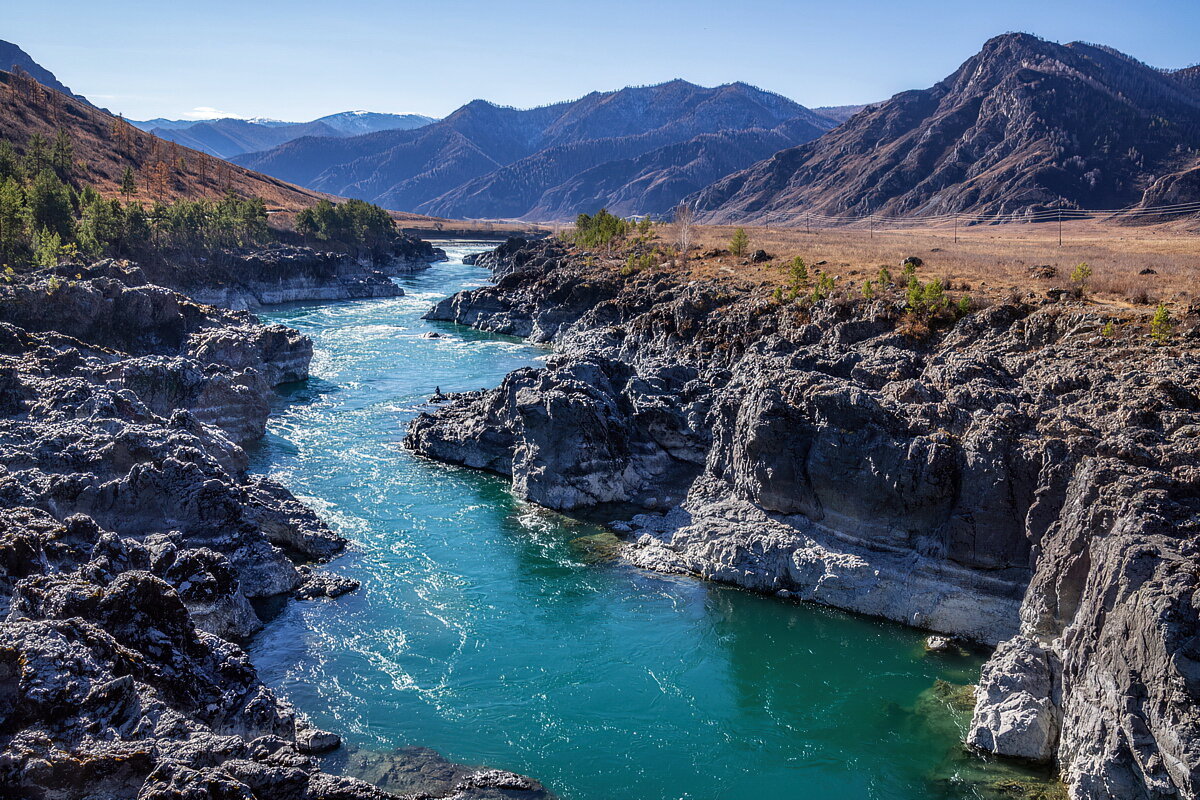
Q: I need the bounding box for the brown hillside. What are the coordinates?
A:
[690,34,1200,223]
[0,68,328,212]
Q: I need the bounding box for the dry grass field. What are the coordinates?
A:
[394,214,550,238]
[668,219,1199,314]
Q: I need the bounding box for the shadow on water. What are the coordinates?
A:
[272,375,341,405]
[425,318,536,347]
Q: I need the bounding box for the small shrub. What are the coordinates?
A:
[862,279,875,300]
[955,295,972,317]
[729,227,749,258]
[1150,305,1173,344]
[622,249,657,277]
[905,275,923,312]
[789,256,809,289]
[810,272,836,303]
[1101,321,1115,337]
[878,266,892,286]
[922,278,947,313]
[897,311,931,339]
[1070,262,1092,298]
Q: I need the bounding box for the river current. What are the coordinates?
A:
[247,243,998,800]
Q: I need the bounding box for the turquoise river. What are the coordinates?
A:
[247,243,1010,800]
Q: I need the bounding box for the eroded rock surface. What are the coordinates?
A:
[407,237,1200,799]
[123,239,446,311]
[0,266,367,798]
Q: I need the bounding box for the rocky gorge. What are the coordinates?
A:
[407,237,1200,799]
[0,245,553,800]
[137,237,448,312]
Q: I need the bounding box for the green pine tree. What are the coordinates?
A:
[729,227,749,257]
[27,170,75,242]
[120,166,138,199]
[1150,305,1173,344]
[0,178,27,265]
[23,132,49,176]
[51,129,74,178]
[32,226,61,268]
[0,141,18,183]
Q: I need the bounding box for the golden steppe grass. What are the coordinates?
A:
[670,220,1198,314]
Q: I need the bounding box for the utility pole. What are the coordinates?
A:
[1058,209,1062,247]
[953,213,958,244]
[806,212,810,236]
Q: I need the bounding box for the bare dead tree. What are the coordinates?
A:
[674,202,695,260]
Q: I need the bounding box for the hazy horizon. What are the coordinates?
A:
[7,0,1199,122]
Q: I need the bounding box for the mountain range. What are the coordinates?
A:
[8,33,1200,223]
[130,111,437,159]
[690,33,1200,222]
[232,81,837,220]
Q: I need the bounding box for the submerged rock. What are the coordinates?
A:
[925,635,957,654]
[968,636,1060,763]
[327,745,555,799]
[296,565,361,599]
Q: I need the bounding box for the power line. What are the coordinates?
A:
[755,199,1200,229]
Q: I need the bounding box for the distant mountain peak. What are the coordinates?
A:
[235,80,833,220]
[128,110,435,158]
[690,35,1200,222]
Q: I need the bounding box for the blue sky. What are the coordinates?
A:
[7,0,1199,121]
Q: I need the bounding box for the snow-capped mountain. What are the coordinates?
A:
[128,112,436,159]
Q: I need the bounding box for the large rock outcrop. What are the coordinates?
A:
[130,241,446,311]
[407,237,1200,799]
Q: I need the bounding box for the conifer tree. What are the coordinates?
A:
[24,133,48,175]
[27,170,74,241]
[0,178,26,264]
[120,166,138,199]
[0,141,18,183]
[51,129,73,178]
[32,226,61,268]
[729,227,749,257]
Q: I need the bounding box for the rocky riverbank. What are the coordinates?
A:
[0,254,548,799]
[136,238,447,311]
[407,237,1200,799]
